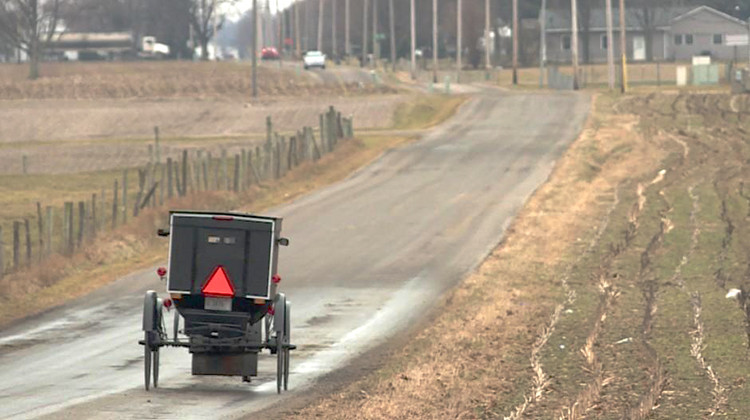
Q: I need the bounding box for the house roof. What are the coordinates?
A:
[544,5,733,33]
[671,5,747,26]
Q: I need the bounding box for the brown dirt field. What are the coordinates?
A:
[0,95,408,174]
[0,61,392,100]
[272,91,750,418]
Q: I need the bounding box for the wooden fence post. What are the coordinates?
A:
[243,149,249,190]
[248,150,261,185]
[159,164,165,206]
[13,221,20,269]
[167,158,173,198]
[233,154,240,192]
[266,116,273,150]
[67,202,74,254]
[112,179,119,229]
[100,188,106,230]
[77,202,85,248]
[154,126,161,163]
[181,150,188,196]
[222,149,229,190]
[36,202,44,259]
[63,203,70,254]
[23,219,31,265]
[274,138,281,179]
[134,168,146,217]
[45,206,53,257]
[91,194,97,236]
[122,170,128,224]
[174,163,182,198]
[319,114,327,154]
[202,158,209,191]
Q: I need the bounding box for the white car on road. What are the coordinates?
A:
[303,51,326,70]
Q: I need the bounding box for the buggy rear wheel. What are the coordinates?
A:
[144,332,152,390]
[153,348,160,388]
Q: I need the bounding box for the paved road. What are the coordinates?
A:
[0,90,590,419]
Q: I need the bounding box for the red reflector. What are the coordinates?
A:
[213,216,234,221]
[202,266,235,297]
[163,298,172,308]
[272,274,281,284]
[157,267,167,277]
[268,305,275,315]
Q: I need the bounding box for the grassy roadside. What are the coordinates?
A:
[281,91,750,418]
[0,93,467,328]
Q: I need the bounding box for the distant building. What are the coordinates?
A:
[545,5,749,63]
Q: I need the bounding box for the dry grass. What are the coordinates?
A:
[280,94,666,419]
[0,61,396,100]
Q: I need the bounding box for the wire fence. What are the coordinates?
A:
[0,106,354,279]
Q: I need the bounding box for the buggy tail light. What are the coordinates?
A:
[272,274,281,284]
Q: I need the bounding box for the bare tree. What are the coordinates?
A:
[189,0,235,60]
[0,0,64,80]
[632,0,678,61]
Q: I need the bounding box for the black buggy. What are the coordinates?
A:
[139,211,294,392]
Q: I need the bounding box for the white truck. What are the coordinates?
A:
[48,32,170,61]
[303,51,326,70]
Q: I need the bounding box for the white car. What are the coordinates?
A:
[303,51,326,70]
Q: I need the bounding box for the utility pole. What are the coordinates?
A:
[457,0,462,82]
[317,0,324,51]
[332,0,337,59]
[605,0,615,90]
[571,0,580,90]
[304,0,310,51]
[295,0,301,57]
[432,0,438,83]
[363,0,369,67]
[373,0,379,67]
[619,0,627,93]
[212,0,219,60]
[345,0,351,57]
[252,0,258,98]
[539,0,547,88]
[410,0,416,79]
[276,0,283,66]
[389,0,396,72]
[485,0,490,75]
[512,0,518,84]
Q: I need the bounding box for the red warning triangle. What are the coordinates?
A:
[202,266,235,297]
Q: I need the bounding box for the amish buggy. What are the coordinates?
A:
[139,211,294,393]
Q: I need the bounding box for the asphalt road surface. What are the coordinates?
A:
[0,90,590,419]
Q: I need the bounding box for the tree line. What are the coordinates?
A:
[1,0,749,79]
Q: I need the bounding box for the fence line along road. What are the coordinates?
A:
[0,106,354,277]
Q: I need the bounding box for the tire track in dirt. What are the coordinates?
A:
[615,92,750,416]
[672,185,727,416]
[555,177,670,419]
[504,188,621,420]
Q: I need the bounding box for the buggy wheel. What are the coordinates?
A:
[283,300,291,390]
[172,311,180,340]
[144,332,152,391]
[276,330,284,394]
[153,348,160,388]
